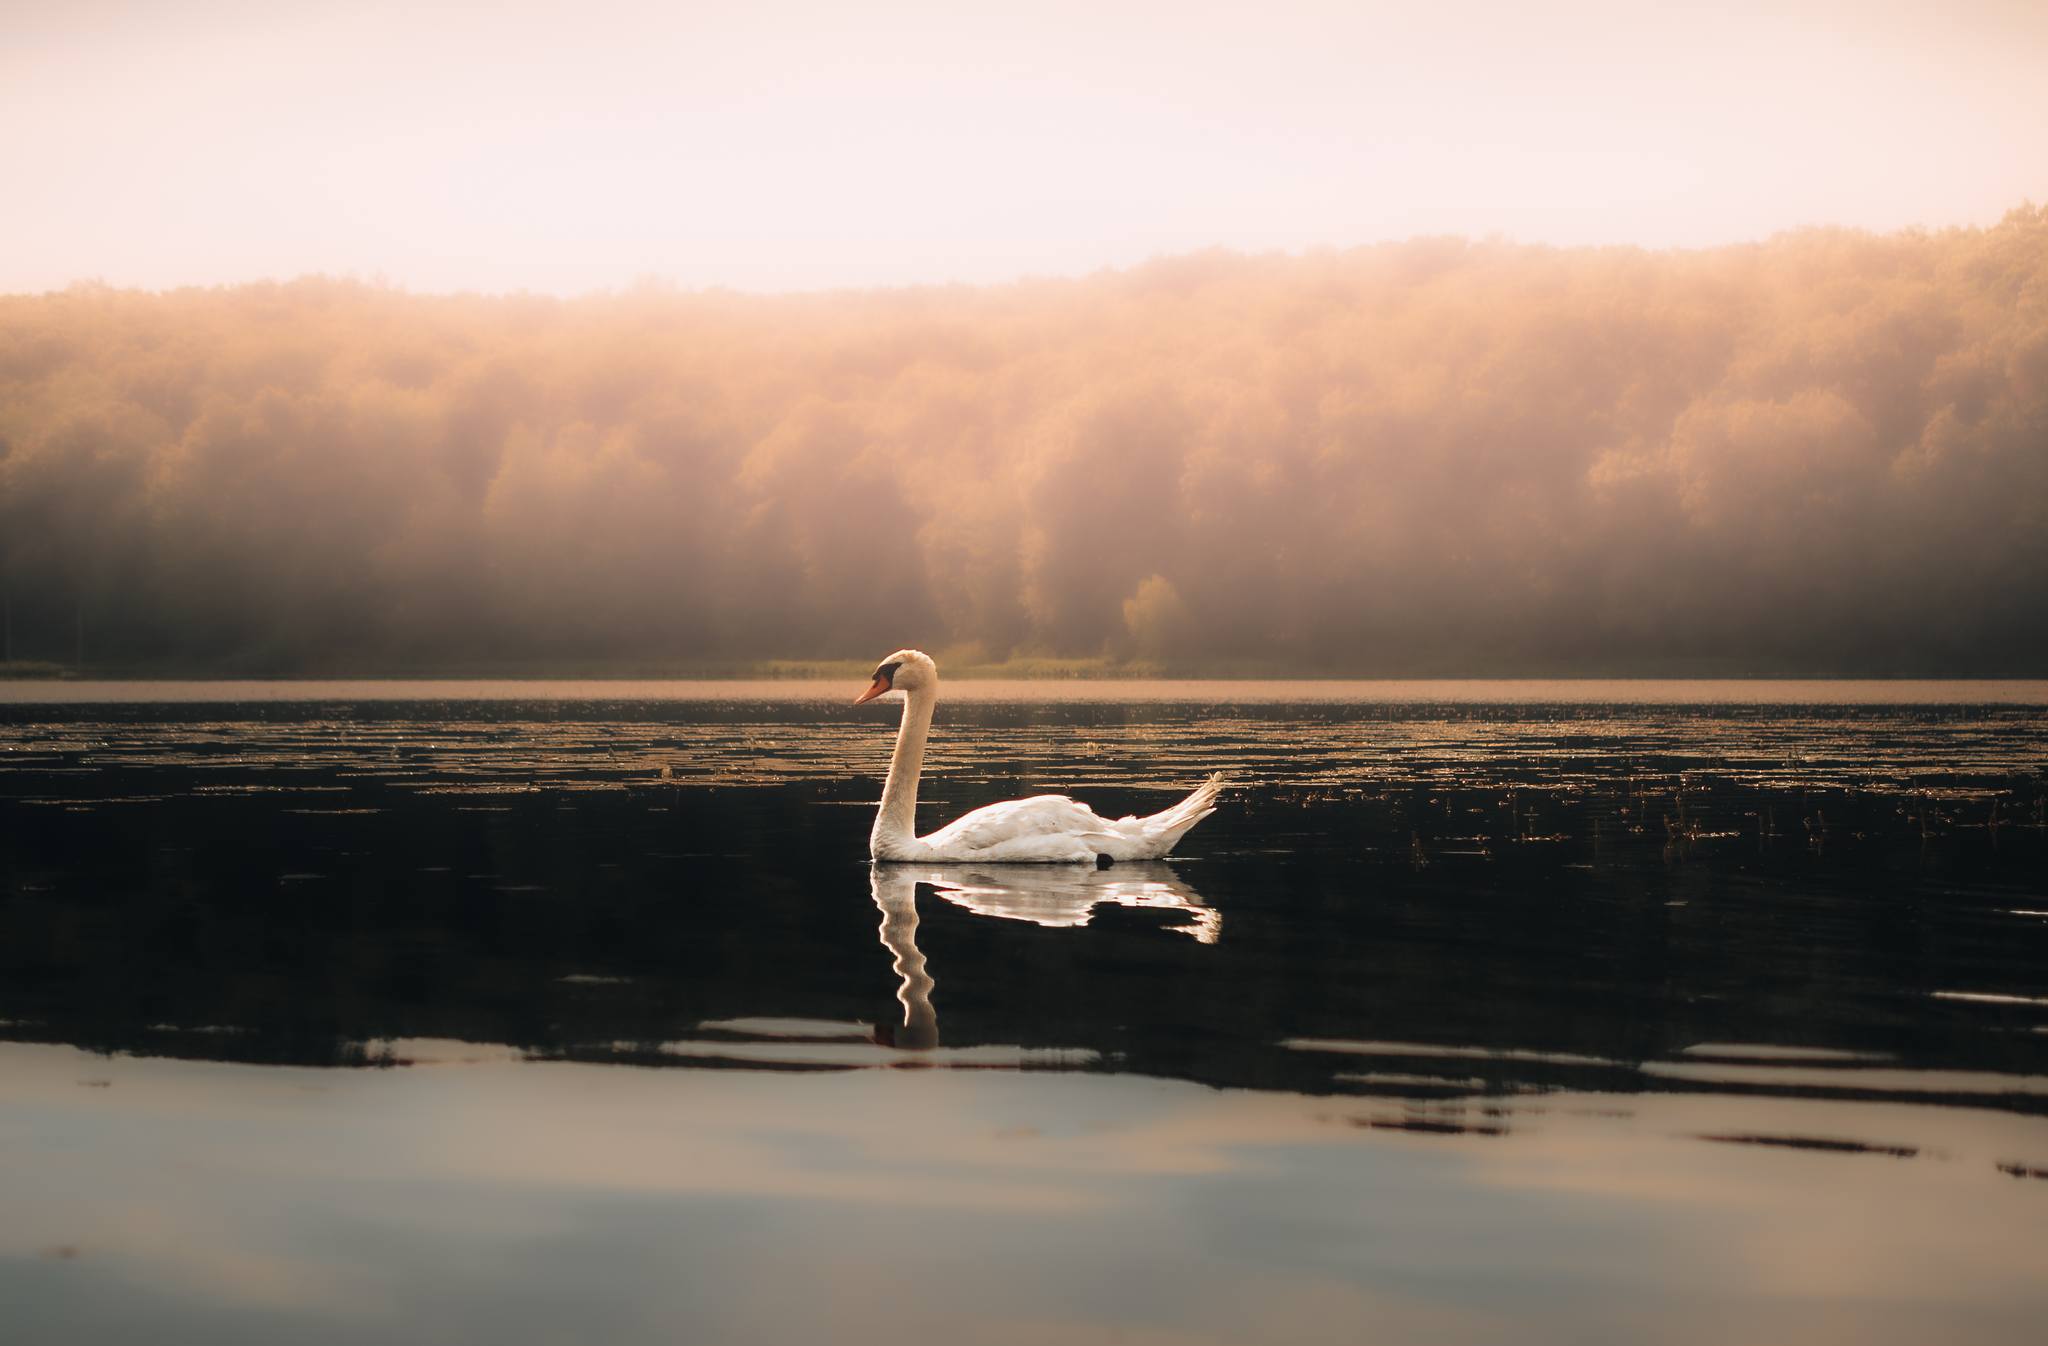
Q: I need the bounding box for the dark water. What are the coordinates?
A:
[4,682,2046,1345]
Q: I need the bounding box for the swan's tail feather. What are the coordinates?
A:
[1138,773,1226,856]
[1153,772,1225,827]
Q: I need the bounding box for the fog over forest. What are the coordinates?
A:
[3,208,2045,675]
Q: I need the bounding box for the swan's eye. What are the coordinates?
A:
[875,661,901,685]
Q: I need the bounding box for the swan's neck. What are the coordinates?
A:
[874,684,935,852]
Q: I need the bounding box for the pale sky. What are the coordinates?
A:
[6,0,2045,295]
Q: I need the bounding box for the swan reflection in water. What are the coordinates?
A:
[869,862,1219,1050]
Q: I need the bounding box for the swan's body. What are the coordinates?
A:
[856,649,1223,864]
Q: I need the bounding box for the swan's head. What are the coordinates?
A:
[854,648,936,704]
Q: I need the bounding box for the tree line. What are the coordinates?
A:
[3,207,2044,674]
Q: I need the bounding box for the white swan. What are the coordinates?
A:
[855,649,1223,863]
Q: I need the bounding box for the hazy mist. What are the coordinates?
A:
[3,210,2046,674]
[7,2,2047,294]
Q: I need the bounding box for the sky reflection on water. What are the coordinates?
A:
[6,1043,2045,1346]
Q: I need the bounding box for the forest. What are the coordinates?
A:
[3,207,2045,675]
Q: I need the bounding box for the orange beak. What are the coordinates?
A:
[853,675,890,705]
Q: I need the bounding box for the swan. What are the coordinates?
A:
[854,649,1224,863]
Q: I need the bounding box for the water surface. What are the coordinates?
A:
[4,683,2045,1344]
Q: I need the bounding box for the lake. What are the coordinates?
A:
[4,681,2047,1344]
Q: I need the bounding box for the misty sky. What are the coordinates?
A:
[6,0,2046,295]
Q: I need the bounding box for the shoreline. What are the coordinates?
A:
[8,663,2047,684]
[5,675,2048,707]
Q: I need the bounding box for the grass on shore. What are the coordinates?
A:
[0,661,75,680]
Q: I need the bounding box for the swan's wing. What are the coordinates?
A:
[921,794,1114,857]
